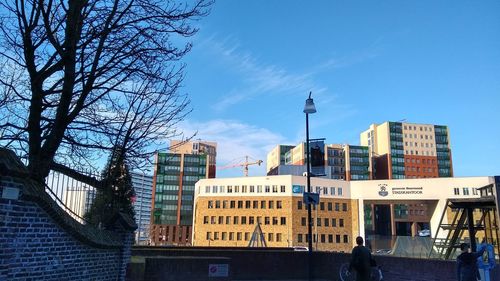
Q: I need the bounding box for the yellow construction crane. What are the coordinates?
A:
[218,156,263,177]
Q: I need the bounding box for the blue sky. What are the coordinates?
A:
[179,0,500,178]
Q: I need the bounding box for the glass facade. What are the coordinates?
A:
[434,125,452,177]
[153,152,207,225]
[348,146,370,180]
[389,122,405,179]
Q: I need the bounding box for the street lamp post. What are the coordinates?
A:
[303,91,316,281]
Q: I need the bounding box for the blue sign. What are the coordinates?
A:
[303,192,320,205]
[292,185,303,194]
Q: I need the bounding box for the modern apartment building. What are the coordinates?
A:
[170,140,217,178]
[360,121,453,180]
[267,142,371,181]
[131,171,153,245]
[266,145,294,174]
[150,142,214,246]
[193,175,497,254]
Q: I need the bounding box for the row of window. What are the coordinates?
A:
[453,187,478,196]
[205,185,286,194]
[206,231,284,242]
[297,201,348,212]
[207,200,283,209]
[406,158,436,165]
[295,185,344,196]
[301,217,345,227]
[298,233,349,244]
[406,150,435,156]
[406,167,436,173]
[203,216,287,226]
[403,125,433,132]
[405,141,434,148]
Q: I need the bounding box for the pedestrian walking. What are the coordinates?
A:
[457,243,485,281]
[349,236,375,281]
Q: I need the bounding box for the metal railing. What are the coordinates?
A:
[44,169,100,224]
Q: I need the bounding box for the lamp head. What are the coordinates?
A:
[303,91,316,114]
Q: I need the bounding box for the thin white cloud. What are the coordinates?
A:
[180,119,293,177]
[199,36,323,111]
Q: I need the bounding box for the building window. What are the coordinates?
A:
[211,216,216,224]
[335,203,340,211]
[317,218,321,226]
[321,234,326,243]
[238,201,243,208]
[272,185,278,193]
[269,201,274,209]
[218,216,223,224]
[298,201,303,210]
[253,200,258,209]
[301,217,306,226]
[339,219,344,227]
[277,233,282,242]
[261,200,266,209]
[473,188,478,195]
[223,200,228,209]
[298,234,303,243]
[257,185,262,193]
[207,232,211,240]
[245,232,250,241]
[226,216,231,224]
[280,185,286,192]
[205,186,210,193]
[212,186,217,193]
[222,232,227,241]
[242,185,247,193]
[342,203,348,212]
[208,201,213,208]
[241,216,247,224]
[454,188,460,195]
[463,188,469,196]
[343,235,349,243]
[203,216,209,224]
[330,187,335,195]
[277,201,282,209]
[320,202,325,211]
[324,218,329,227]
[328,234,333,243]
[328,202,332,211]
[265,185,270,193]
[338,188,343,196]
[215,201,220,208]
[336,235,341,243]
[250,185,255,192]
[233,216,239,224]
[273,217,278,225]
[230,201,235,208]
[214,232,219,240]
[281,217,286,225]
[237,232,242,241]
[332,218,336,227]
[229,232,234,241]
[265,217,270,225]
[235,186,239,193]
[245,200,251,208]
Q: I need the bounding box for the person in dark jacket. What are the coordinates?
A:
[349,236,374,281]
[456,243,485,281]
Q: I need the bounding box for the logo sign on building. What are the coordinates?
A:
[378,184,388,197]
[208,264,229,277]
[292,185,303,194]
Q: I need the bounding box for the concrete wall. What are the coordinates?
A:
[0,148,135,280]
[129,246,499,281]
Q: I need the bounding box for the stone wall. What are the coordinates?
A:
[0,148,135,280]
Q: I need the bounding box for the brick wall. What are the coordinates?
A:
[0,148,135,281]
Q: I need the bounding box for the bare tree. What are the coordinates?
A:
[0,0,211,185]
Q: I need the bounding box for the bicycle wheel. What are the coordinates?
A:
[339,263,355,281]
[370,267,383,281]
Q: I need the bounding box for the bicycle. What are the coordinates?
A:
[339,263,383,281]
